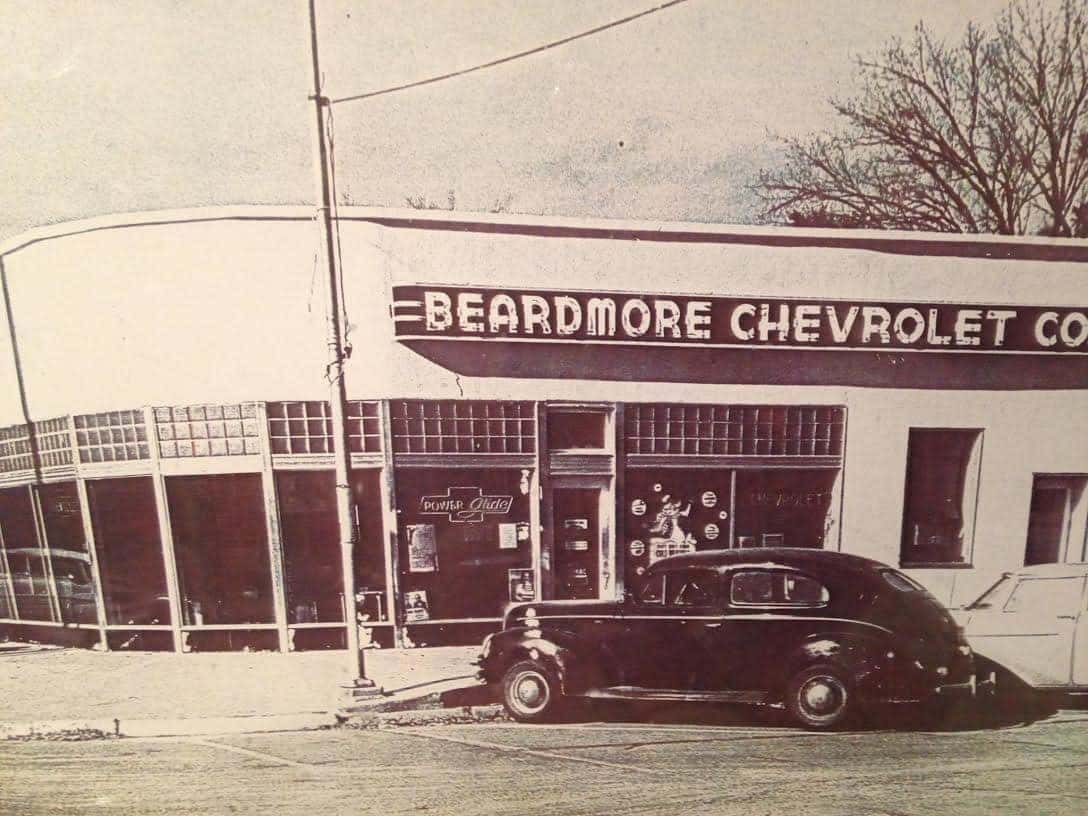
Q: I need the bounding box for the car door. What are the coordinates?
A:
[620,566,724,690]
[705,568,833,692]
[966,574,1086,688]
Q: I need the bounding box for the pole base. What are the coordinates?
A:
[343,677,384,700]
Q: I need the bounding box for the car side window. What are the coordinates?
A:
[730,569,829,607]
[1003,577,1085,616]
[784,574,828,604]
[731,570,775,604]
[665,569,720,607]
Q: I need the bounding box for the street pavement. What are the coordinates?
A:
[3,709,1087,815]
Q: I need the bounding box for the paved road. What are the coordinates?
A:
[3,710,1088,815]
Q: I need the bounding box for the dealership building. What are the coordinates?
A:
[0,206,1085,652]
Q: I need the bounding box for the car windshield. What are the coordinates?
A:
[965,574,1013,609]
[879,569,926,592]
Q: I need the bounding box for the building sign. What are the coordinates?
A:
[393,285,1088,354]
[419,486,514,523]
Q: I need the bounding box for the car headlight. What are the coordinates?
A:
[480,633,494,660]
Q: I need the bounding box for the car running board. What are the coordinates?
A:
[584,687,768,705]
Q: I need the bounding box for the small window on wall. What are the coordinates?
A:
[900,429,983,567]
[546,410,607,450]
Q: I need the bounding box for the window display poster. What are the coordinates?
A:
[499,522,519,550]
[405,590,430,622]
[508,568,536,602]
[407,524,438,573]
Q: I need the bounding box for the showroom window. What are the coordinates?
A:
[395,467,532,621]
[38,481,97,624]
[0,486,53,621]
[86,477,171,626]
[276,470,344,624]
[166,474,274,627]
[0,550,13,618]
[733,470,838,549]
[900,429,983,567]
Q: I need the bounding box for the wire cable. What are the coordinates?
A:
[329,0,692,105]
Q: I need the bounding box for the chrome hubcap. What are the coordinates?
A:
[511,671,548,712]
[801,677,842,715]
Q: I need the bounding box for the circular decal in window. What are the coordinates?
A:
[628,539,645,557]
[631,499,647,516]
[704,523,720,541]
[701,490,717,508]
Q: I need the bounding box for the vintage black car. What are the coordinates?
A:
[477,548,976,729]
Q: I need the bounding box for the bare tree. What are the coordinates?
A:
[757,0,1088,236]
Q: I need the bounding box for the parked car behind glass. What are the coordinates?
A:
[477,548,976,729]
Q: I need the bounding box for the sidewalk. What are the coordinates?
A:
[0,642,488,738]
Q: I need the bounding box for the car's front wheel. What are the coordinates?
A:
[786,664,855,730]
[501,660,563,724]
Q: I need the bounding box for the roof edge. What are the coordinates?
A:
[1,204,1086,263]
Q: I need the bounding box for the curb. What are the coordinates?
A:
[2,711,337,741]
[341,704,509,729]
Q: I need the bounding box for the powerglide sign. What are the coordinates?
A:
[392,285,1088,354]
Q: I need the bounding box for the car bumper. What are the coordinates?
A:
[934,675,978,697]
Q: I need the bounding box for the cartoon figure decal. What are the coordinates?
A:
[647,494,697,564]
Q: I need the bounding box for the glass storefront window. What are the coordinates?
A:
[0,560,15,618]
[733,470,838,549]
[38,481,98,624]
[624,468,839,589]
[276,470,344,624]
[166,474,274,626]
[274,469,388,628]
[395,468,532,621]
[351,469,388,622]
[86,477,171,626]
[624,469,733,588]
[0,486,54,621]
[899,429,983,566]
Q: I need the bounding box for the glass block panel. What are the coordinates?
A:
[388,400,535,454]
[155,403,258,457]
[624,404,845,458]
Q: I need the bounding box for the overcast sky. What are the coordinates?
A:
[1,0,1018,241]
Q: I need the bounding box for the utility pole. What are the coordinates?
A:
[307,0,378,694]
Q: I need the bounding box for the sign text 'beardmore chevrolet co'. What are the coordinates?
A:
[392,285,1088,354]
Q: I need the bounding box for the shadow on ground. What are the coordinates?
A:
[441,681,1068,733]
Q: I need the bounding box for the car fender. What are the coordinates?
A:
[783,629,892,694]
[485,626,607,694]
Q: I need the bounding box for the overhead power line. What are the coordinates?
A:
[330,0,692,105]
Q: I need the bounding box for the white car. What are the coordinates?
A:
[956,563,1088,696]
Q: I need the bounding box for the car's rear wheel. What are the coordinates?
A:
[501,660,563,723]
[786,664,854,730]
